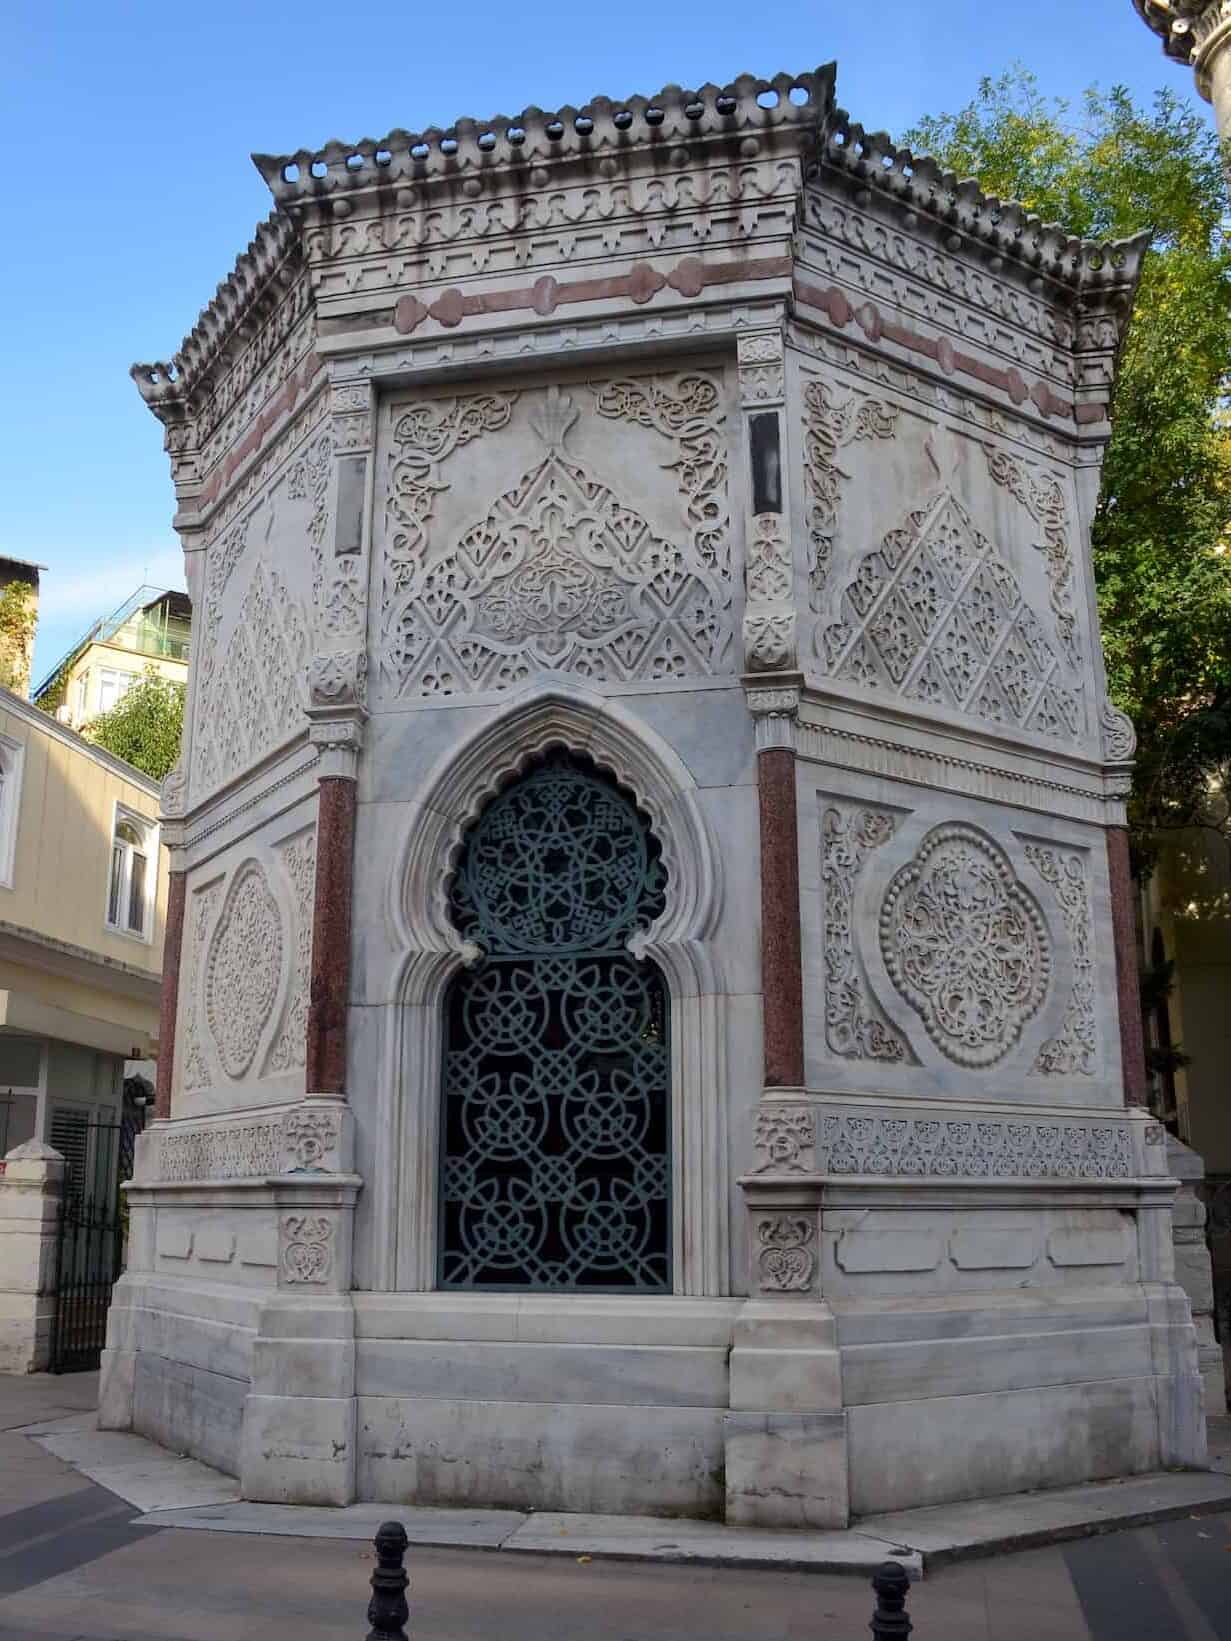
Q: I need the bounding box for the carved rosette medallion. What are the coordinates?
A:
[879,825,1051,1068]
[751,1106,816,1174]
[282,1108,341,1172]
[205,861,284,1079]
[756,1215,816,1292]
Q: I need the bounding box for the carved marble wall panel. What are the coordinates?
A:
[376,368,733,702]
[802,769,1120,1107]
[173,815,317,1116]
[797,358,1092,752]
[191,419,321,804]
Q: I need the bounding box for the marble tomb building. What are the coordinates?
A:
[101,63,1206,1525]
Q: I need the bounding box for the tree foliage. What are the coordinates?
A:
[0,581,38,695]
[905,71,1231,872]
[84,666,184,781]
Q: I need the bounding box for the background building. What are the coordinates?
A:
[33,586,190,732]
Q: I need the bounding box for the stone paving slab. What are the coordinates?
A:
[858,1468,1231,1566]
[26,1418,239,1514]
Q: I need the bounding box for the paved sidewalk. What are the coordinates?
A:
[3,1373,1231,1639]
[20,1389,1231,1576]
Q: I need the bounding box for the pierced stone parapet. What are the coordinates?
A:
[821,110,1148,300]
[253,68,836,209]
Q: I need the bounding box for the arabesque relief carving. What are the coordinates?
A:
[879,823,1051,1068]
[264,831,317,1077]
[801,376,898,602]
[823,433,1083,743]
[1027,845,1096,1077]
[180,881,221,1094]
[381,375,730,698]
[205,860,285,1079]
[822,807,910,1064]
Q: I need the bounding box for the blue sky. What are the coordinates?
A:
[1,0,1210,682]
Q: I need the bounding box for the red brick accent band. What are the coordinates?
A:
[793,277,1105,427]
[1106,825,1147,1106]
[757,746,805,1088]
[155,869,187,1120]
[394,254,793,336]
[306,776,358,1097]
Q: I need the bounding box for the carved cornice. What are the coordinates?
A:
[820,110,1150,311]
[253,68,837,209]
[1135,0,1231,90]
[131,212,303,424]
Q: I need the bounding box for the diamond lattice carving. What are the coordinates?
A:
[823,479,1081,742]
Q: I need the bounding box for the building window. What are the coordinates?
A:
[0,733,24,889]
[438,756,670,1292]
[97,668,133,715]
[74,672,90,723]
[107,809,154,938]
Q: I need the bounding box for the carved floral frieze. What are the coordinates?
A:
[751,1107,817,1175]
[1027,845,1096,1078]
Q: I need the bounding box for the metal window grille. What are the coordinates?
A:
[438,757,671,1292]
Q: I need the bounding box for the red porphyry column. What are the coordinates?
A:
[1107,824,1147,1106]
[305,776,358,1096]
[154,869,187,1119]
[758,746,805,1088]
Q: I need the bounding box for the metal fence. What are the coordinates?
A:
[49,1108,142,1373]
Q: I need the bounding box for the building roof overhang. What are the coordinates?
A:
[129,60,1152,422]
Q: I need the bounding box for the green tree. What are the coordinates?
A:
[905,71,1231,872]
[84,666,184,781]
[0,581,38,695]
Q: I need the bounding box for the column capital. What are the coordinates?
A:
[1134,1,1231,98]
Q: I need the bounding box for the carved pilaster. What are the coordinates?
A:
[738,328,798,674]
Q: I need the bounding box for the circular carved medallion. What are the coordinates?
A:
[879,824,1050,1068]
[205,860,284,1078]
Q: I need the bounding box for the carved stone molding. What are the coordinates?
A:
[822,807,910,1064]
[755,1214,816,1291]
[751,1106,816,1174]
[151,1103,353,1182]
[879,824,1051,1069]
[813,1110,1136,1180]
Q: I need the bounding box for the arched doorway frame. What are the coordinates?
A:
[380,683,728,1296]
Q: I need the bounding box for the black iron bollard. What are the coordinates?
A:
[366,1520,410,1640]
[869,1560,912,1640]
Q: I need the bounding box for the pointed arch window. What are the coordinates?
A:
[438,755,671,1291]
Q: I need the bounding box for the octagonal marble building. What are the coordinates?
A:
[100,62,1206,1526]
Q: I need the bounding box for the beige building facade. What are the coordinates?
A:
[35,586,190,734]
[0,685,166,1157]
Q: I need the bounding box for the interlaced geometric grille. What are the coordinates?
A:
[439,757,671,1291]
